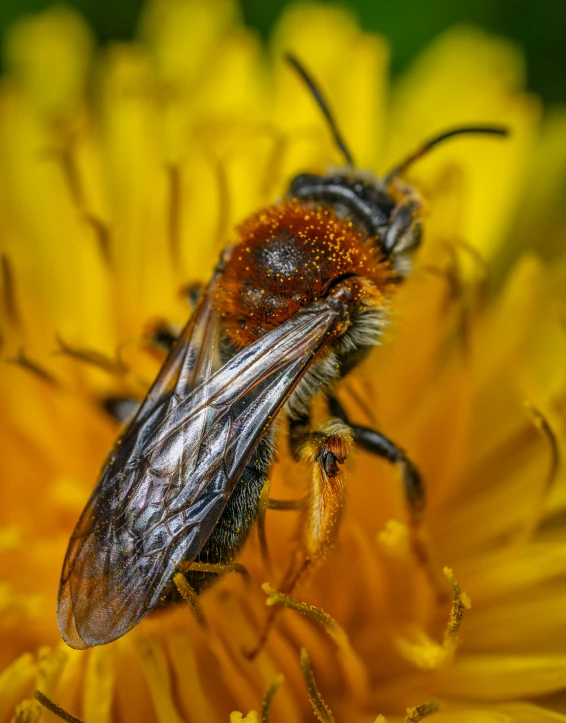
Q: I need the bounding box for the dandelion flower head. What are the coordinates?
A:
[1,1,566,722]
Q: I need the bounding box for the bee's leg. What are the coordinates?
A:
[173,572,208,627]
[102,396,140,423]
[294,419,353,565]
[328,396,425,513]
[246,420,353,659]
[266,498,304,510]
[383,181,423,265]
[255,416,313,569]
[146,320,179,353]
[257,479,305,571]
[257,479,272,570]
[328,397,448,601]
[177,560,250,580]
[144,283,203,356]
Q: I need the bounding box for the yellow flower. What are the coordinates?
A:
[1,1,566,722]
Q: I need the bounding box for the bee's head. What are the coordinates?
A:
[285,54,508,274]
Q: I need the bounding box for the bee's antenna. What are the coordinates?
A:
[385,126,510,183]
[286,53,355,167]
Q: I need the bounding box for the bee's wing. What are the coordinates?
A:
[136,272,222,424]
[58,295,344,648]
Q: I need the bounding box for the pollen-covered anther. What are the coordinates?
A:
[404,700,441,723]
[395,568,471,670]
[229,712,259,723]
[374,699,440,723]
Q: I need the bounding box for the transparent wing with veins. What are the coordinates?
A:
[58,288,344,649]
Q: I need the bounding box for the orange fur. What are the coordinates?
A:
[215,199,397,348]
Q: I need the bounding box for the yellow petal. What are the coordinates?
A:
[0,655,36,721]
[83,646,116,723]
[436,654,566,698]
[490,703,566,722]
[3,7,93,114]
[136,638,184,723]
[457,544,566,604]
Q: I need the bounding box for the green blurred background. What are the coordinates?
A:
[0,0,565,104]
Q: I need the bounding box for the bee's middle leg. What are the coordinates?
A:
[328,396,425,513]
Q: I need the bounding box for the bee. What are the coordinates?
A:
[58,55,508,649]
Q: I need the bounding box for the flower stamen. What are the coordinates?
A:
[410,517,450,602]
[199,146,231,250]
[379,518,450,603]
[444,567,471,637]
[525,401,560,496]
[45,144,111,263]
[4,348,60,387]
[261,583,368,700]
[167,164,181,265]
[396,567,470,669]
[261,673,285,723]
[1,253,20,326]
[300,648,335,723]
[54,334,127,375]
[33,690,83,723]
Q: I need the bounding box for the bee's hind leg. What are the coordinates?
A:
[246,419,353,659]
